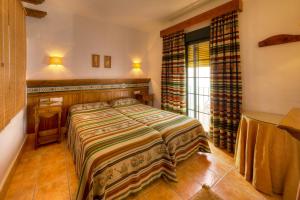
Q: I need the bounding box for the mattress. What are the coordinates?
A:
[114,103,211,165]
[67,104,176,200]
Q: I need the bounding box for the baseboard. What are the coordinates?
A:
[0,134,28,199]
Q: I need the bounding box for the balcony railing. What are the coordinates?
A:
[187,86,210,132]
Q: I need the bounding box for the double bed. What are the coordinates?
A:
[67,98,210,200]
[112,99,211,165]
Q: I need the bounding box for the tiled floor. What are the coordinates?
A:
[4,135,282,200]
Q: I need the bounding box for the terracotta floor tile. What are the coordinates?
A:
[68,169,79,200]
[69,181,79,200]
[126,193,147,200]
[66,151,77,173]
[177,154,223,182]
[36,142,66,156]
[65,150,73,161]
[5,186,35,200]
[37,160,68,186]
[21,150,41,159]
[23,135,35,152]
[166,178,202,199]
[5,139,282,200]
[143,179,182,200]
[209,143,235,166]
[125,184,153,200]
[34,178,70,200]
[8,170,38,191]
[66,150,79,200]
[212,170,273,200]
[42,153,66,167]
[168,160,219,199]
[42,145,66,157]
[194,153,234,178]
[15,157,43,175]
[125,178,164,200]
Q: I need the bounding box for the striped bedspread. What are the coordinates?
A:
[67,106,176,200]
[114,103,211,165]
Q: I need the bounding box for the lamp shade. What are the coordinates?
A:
[132,62,141,69]
[49,56,63,66]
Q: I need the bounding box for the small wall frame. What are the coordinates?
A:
[92,54,100,68]
[104,56,111,68]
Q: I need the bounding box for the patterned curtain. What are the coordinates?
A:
[161,31,186,114]
[209,11,242,153]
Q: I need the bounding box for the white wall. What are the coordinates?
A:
[27,6,149,80]
[239,0,300,114]
[0,110,26,190]
[147,32,163,108]
[147,0,300,114]
[71,16,149,79]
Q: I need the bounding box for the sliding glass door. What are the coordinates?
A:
[186,40,210,131]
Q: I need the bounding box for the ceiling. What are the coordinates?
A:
[25,0,220,32]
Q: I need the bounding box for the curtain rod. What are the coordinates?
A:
[160,0,242,37]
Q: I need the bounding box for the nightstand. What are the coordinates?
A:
[143,94,154,106]
[34,104,62,149]
[135,94,154,106]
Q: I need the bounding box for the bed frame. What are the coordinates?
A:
[26,78,150,134]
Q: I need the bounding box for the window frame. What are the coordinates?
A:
[185,26,210,117]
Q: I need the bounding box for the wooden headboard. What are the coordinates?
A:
[26,78,150,134]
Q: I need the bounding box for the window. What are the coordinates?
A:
[186,28,210,132]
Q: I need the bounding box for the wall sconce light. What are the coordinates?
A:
[132,62,141,69]
[49,56,63,66]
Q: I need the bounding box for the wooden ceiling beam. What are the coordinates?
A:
[160,0,242,37]
[21,0,45,5]
[25,7,47,18]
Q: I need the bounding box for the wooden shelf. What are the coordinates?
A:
[258,34,300,47]
[21,0,45,5]
[25,7,47,18]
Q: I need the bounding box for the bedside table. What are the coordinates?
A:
[34,104,62,148]
[135,94,154,106]
[143,94,154,106]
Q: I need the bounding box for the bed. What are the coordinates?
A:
[67,102,176,200]
[111,98,211,165]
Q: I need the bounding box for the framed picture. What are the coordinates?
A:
[92,54,100,68]
[104,56,111,68]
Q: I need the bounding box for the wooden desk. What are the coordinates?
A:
[235,111,300,200]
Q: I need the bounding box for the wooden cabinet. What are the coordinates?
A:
[0,0,26,131]
[34,105,62,148]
